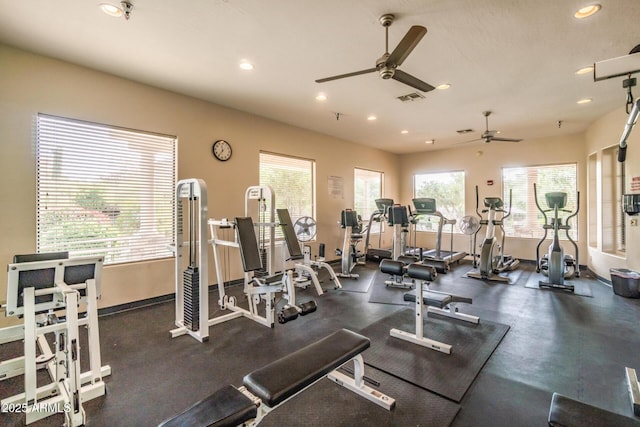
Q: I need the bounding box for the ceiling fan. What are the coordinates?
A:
[315,14,435,93]
[463,111,523,144]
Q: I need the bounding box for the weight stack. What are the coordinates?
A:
[183,266,200,331]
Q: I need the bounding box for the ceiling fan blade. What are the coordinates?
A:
[315,68,378,83]
[387,25,427,66]
[490,137,523,142]
[392,69,435,92]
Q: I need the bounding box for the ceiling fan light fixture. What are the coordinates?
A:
[575,66,594,75]
[574,4,601,19]
[99,3,123,17]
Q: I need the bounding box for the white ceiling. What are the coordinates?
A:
[1,0,638,154]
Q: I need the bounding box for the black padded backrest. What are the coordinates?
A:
[13,252,69,309]
[388,205,409,226]
[235,217,263,272]
[340,209,358,228]
[276,209,304,260]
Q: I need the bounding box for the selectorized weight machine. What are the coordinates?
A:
[533,184,580,291]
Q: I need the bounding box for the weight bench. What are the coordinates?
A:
[548,392,640,427]
[383,261,478,354]
[159,329,395,427]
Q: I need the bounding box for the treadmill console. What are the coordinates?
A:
[412,198,437,214]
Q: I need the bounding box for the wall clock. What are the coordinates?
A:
[212,139,232,161]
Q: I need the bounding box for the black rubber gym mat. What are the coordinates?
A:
[368,272,414,305]
[360,308,510,402]
[258,364,460,427]
[335,264,375,293]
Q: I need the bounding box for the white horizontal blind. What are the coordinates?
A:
[502,163,577,240]
[354,168,383,233]
[36,114,176,265]
[259,152,315,239]
[413,171,465,232]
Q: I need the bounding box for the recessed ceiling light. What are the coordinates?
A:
[425,139,434,145]
[367,115,377,121]
[239,60,254,71]
[575,66,594,75]
[315,93,327,101]
[574,4,601,19]
[436,83,451,90]
[577,98,593,104]
[401,130,409,134]
[100,3,123,17]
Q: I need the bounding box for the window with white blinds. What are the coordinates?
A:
[502,163,578,240]
[259,152,315,238]
[36,114,176,265]
[354,168,383,233]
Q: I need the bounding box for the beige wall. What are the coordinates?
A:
[399,133,588,265]
[0,44,400,325]
[585,107,640,277]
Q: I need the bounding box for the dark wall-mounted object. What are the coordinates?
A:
[623,194,640,215]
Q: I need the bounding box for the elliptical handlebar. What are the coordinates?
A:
[501,189,513,221]
[533,183,548,224]
[475,185,482,219]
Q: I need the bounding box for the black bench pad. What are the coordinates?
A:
[243,329,369,408]
[548,392,640,427]
[403,290,452,308]
[158,385,257,427]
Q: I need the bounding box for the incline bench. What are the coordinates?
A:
[159,329,395,426]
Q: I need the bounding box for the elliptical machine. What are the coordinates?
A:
[466,186,519,283]
[337,209,366,278]
[533,184,580,291]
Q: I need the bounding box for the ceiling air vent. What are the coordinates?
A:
[397,92,425,102]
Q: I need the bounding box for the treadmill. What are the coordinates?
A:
[412,198,467,272]
[365,198,394,261]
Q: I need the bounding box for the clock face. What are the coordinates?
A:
[212,140,232,161]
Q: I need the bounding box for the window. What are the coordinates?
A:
[259,152,315,236]
[588,153,597,248]
[36,114,176,265]
[502,163,577,240]
[601,145,625,255]
[413,171,465,232]
[354,168,383,233]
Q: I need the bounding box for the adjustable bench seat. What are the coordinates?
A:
[158,329,394,427]
[548,392,640,427]
[243,328,369,407]
[158,385,257,427]
[403,289,452,308]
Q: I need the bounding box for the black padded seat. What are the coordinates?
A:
[403,290,452,309]
[406,263,436,281]
[243,329,369,408]
[548,392,640,427]
[380,259,405,276]
[158,385,257,427]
